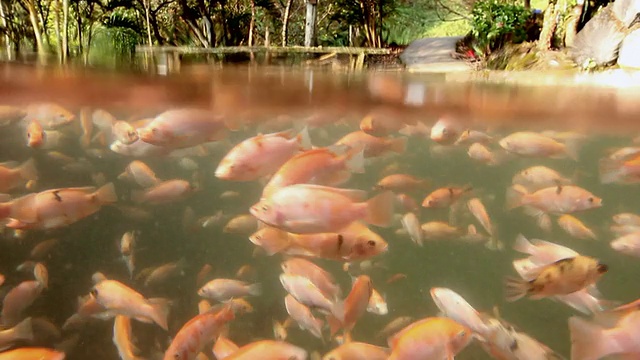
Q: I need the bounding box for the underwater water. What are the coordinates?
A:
[1,64,640,360]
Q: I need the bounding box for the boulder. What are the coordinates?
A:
[618,28,640,68]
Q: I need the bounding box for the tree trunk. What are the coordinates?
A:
[281,0,293,46]
[24,0,45,62]
[62,0,68,62]
[538,2,559,50]
[304,0,317,47]
[185,19,210,47]
[144,0,153,46]
[0,0,12,59]
[564,0,584,47]
[52,0,62,62]
[249,0,255,46]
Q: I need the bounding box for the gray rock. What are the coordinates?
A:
[400,36,463,65]
[618,28,640,68]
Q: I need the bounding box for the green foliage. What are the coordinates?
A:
[89,24,142,68]
[471,0,531,55]
[383,2,470,45]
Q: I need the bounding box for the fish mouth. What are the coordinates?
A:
[596,263,609,273]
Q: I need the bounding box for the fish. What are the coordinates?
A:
[163,304,235,360]
[322,342,390,360]
[131,179,192,204]
[213,335,240,360]
[90,277,170,330]
[279,273,344,321]
[285,294,324,339]
[1,281,44,327]
[26,120,45,148]
[499,131,579,160]
[0,317,34,351]
[558,215,597,240]
[113,315,144,360]
[0,158,38,193]
[335,131,407,158]
[387,317,472,360]
[112,121,139,145]
[137,108,230,149]
[506,184,602,214]
[118,160,161,188]
[422,186,472,208]
[0,347,66,360]
[197,279,262,302]
[223,340,307,360]
[215,127,311,181]
[374,174,429,192]
[504,256,608,302]
[250,184,394,234]
[249,222,388,261]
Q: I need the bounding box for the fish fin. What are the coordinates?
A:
[296,126,312,150]
[365,191,395,228]
[503,276,529,302]
[390,137,407,154]
[247,283,262,296]
[147,298,171,331]
[94,183,118,204]
[569,316,619,360]
[17,158,38,182]
[12,317,34,342]
[6,193,38,223]
[513,234,534,255]
[344,149,365,174]
[331,300,345,323]
[326,313,342,337]
[505,184,529,210]
[599,158,626,184]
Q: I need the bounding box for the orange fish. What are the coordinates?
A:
[249,222,388,261]
[322,342,390,360]
[138,108,229,149]
[164,304,235,360]
[375,174,429,193]
[215,128,311,181]
[224,340,307,359]
[388,317,472,360]
[0,347,65,360]
[250,184,394,234]
[213,335,240,360]
[335,131,407,158]
[26,120,45,148]
[0,159,38,193]
[340,275,373,339]
[422,186,472,208]
[131,179,192,205]
[262,146,364,199]
[4,183,117,230]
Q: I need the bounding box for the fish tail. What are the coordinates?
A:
[503,276,529,302]
[147,298,171,331]
[344,148,365,174]
[505,184,528,210]
[390,137,408,154]
[17,158,38,182]
[569,316,618,360]
[95,183,118,204]
[247,283,262,296]
[296,126,312,150]
[598,158,626,184]
[12,317,34,342]
[223,115,244,132]
[365,191,395,228]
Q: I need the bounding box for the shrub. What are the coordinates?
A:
[471,0,532,55]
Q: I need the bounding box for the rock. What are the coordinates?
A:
[399,36,471,72]
[619,29,640,68]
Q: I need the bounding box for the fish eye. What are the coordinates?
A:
[151,128,159,134]
[261,205,269,211]
[367,240,376,247]
[597,263,609,273]
[27,132,31,138]
[173,353,181,360]
[254,235,262,241]
[90,288,99,298]
[588,197,594,203]
[442,128,448,135]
